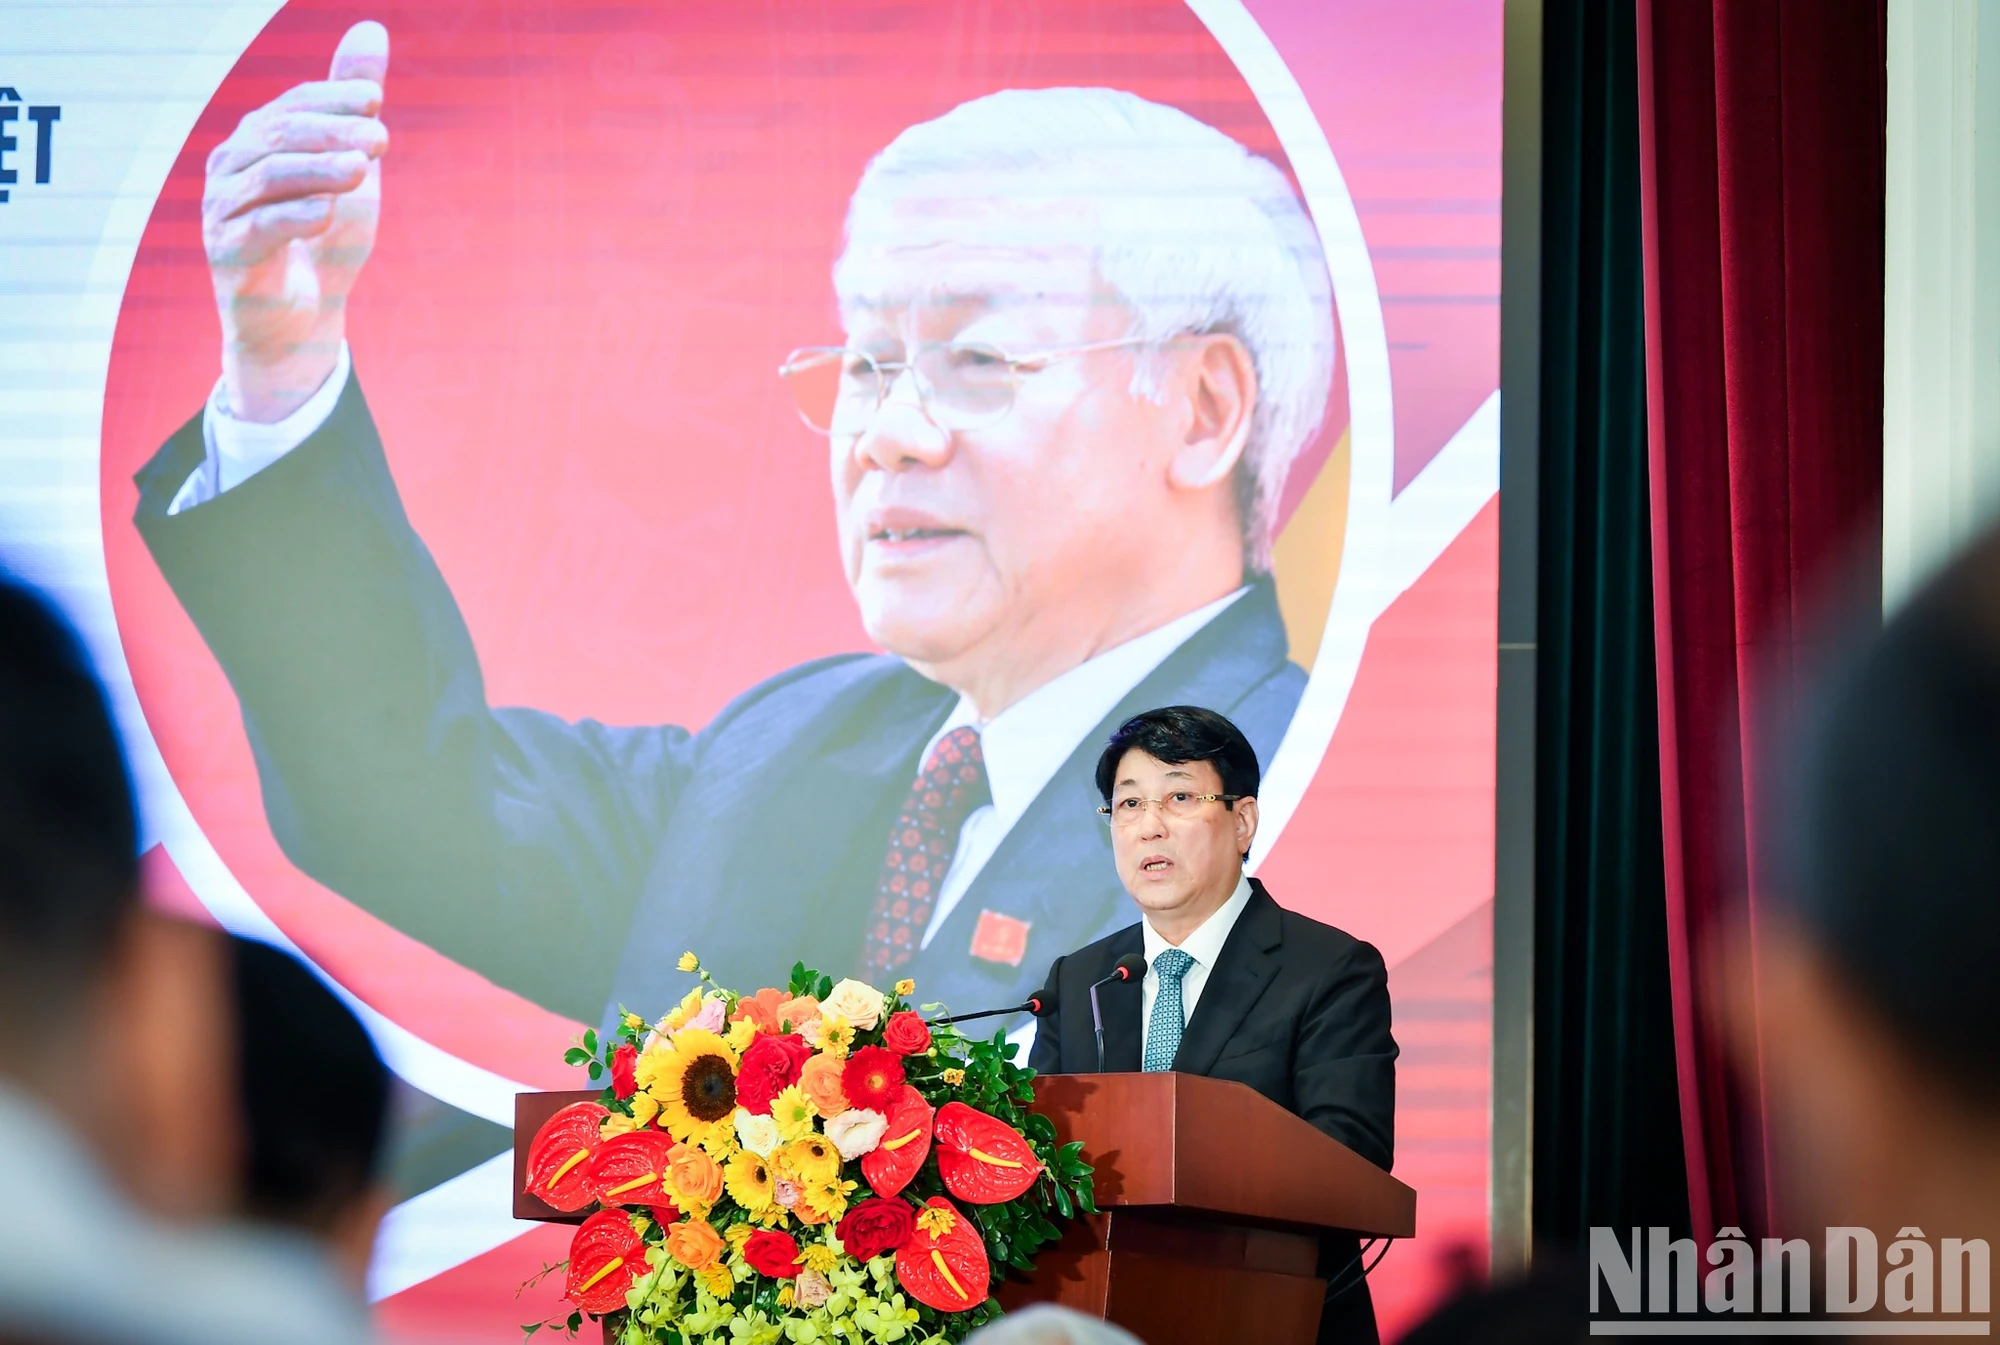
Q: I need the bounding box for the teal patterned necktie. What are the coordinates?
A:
[1143,948,1195,1072]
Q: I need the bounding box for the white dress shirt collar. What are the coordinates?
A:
[916,585,1247,952]
[1141,871,1255,974]
[922,585,1248,827]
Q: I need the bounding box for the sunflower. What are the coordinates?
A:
[777,1135,841,1187]
[724,1149,776,1214]
[651,1028,741,1147]
[770,1084,816,1142]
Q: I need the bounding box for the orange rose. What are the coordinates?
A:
[799,1053,850,1119]
[776,995,822,1035]
[665,1217,726,1270]
[731,987,790,1036]
[668,1142,724,1208]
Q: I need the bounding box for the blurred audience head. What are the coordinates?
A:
[1740,526,2000,1235]
[0,578,139,1039]
[962,1305,1143,1345]
[0,575,239,1217]
[229,936,393,1289]
[1397,1258,1587,1345]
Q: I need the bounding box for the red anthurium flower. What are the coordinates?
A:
[894,1197,989,1312]
[879,1011,931,1056]
[841,1045,905,1113]
[583,1130,677,1207]
[566,1208,647,1314]
[934,1101,1043,1204]
[742,1229,803,1279]
[835,1196,916,1262]
[524,1101,610,1212]
[859,1084,933,1199]
[610,1043,639,1099]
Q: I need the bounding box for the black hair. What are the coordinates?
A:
[1094,705,1260,804]
[0,576,139,1015]
[1780,524,2000,1112]
[231,936,391,1230]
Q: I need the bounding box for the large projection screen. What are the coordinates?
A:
[1,2,1501,1337]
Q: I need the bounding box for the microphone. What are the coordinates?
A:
[1090,952,1148,1073]
[934,992,1058,1027]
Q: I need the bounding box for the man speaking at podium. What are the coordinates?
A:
[130,24,1334,1034]
[1028,706,1396,1343]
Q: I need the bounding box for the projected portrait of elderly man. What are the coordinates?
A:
[134,21,1336,1031]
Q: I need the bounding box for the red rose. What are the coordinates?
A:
[735,1032,813,1115]
[742,1229,803,1279]
[610,1042,639,1100]
[880,1011,931,1056]
[841,1045,906,1113]
[836,1196,917,1262]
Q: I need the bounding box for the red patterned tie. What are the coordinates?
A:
[863,725,991,976]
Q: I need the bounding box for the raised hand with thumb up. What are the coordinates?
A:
[202,21,390,423]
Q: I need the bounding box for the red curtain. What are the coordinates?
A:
[1634,0,1885,1240]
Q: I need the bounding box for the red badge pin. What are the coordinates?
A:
[969,909,1030,966]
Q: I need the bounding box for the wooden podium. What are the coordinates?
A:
[513,1073,1414,1344]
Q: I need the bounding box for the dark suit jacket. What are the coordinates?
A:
[1026,878,1396,1170]
[132,373,1308,1034]
[1027,879,1396,1342]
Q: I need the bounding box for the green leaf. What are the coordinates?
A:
[564,1047,590,1066]
[816,974,833,1000]
[582,1029,599,1055]
[587,1063,603,1080]
[1051,1184,1072,1219]
[522,1326,542,1339]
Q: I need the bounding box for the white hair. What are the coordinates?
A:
[832,87,1337,573]
[961,1305,1146,1345]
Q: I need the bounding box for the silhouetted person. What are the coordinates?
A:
[0,575,366,1344]
[230,937,394,1293]
[1737,526,2000,1259]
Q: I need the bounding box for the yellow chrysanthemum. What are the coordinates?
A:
[894,979,915,997]
[776,1135,841,1187]
[941,1068,965,1086]
[801,1176,857,1223]
[650,1028,741,1147]
[770,1084,816,1141]
[698,1122,740,1163]
[724,1223,758,1252]
[815,1016,855,1060]
[724,1150,776,1213]
[678,951,701,972]
[917,1204,957,1238]
[663,985,706,1031]
[629,1092,661,1128]
[622,1011,645,1031]
[725,1016,758,1053]
[699,1263,733,1298]
[777,1283,796,1309]
[799,1244,839,1276]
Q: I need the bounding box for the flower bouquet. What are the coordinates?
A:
[521,954,1095,1344]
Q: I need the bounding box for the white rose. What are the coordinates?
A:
[734,1107,780,1157]
[822,978,887,1031]
[823,1107,888,1160]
